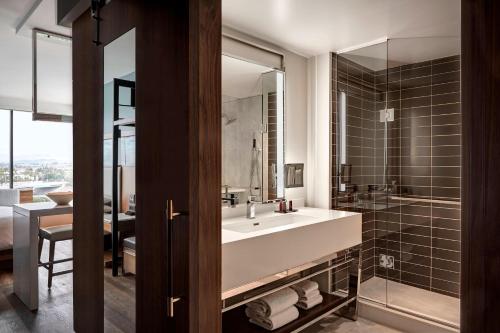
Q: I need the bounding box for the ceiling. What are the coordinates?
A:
[0,0,71,113]
[0,0,461,112]
[222,0,460,58]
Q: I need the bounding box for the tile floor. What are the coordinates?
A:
[303,315,402,333]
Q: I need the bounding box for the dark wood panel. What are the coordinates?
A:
[134,2,190,331]
[461,0,500,332]
[187,0,222,332]
[72,11,104,333]
[72,0,221,331]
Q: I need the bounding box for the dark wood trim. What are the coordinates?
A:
[188,0,222,331]
[72,10,104,333]
[461,0,500,331]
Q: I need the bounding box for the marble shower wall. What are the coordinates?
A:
[222,95,263,202]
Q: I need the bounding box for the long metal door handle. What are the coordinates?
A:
[166,199,188,318]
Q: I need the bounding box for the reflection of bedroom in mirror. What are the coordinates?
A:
[103,27,136,329]
[221,54,285,206]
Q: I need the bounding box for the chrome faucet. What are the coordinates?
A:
[221,186,239,208]
[246,197,256,219]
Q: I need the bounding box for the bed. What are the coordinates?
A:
[0,206,13,252]
[0,189,19,268]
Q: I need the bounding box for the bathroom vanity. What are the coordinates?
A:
[219,51,363,332]
[221,207,362,332]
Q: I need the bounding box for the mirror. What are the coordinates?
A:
[221,55,285,204]
[33,29,72,120]
[103,28,136,326]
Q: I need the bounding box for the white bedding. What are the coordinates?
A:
[0,206,13,251]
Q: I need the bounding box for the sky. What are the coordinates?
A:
[0,109,72,164]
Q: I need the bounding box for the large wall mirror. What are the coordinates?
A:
[103,27,136,328]
[221,54,285,204]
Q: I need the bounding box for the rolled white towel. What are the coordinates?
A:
[299,289,320,301]
[246,288,299,317]
[291,280,319,297]
[249,306,299,331]
[296,293,323,310]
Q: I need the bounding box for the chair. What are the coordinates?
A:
[38,224,73,289]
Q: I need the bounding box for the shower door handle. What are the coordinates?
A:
[166,199,188,318]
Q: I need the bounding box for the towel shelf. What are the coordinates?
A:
[222,258,353,312]
[222,292,356,333]
[221,246,360,332]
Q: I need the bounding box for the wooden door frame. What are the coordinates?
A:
[461,0,500,331]
[72,1,221,332]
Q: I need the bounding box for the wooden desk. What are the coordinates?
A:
[13,202,73,310]
[103,213,135,275]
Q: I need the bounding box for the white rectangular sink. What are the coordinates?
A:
[222,214,314,233]
[221,207,362,293]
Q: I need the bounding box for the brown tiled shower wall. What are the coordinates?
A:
[267,92,278,200]
[331,54,461,298]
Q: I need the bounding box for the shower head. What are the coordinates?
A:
[222,113,237,126]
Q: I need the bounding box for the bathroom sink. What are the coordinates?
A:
[221,208,362,292]
[222,214,315,233]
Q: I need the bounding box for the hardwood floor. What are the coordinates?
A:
[0,240,135,333]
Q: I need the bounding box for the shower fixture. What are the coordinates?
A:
[222,113,237,125]
[249,136,262,200]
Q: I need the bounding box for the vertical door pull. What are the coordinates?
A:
[166,200,188,318]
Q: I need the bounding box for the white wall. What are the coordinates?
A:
[283,51,308,203]
[306,54,331,209]
[223,27,309,204]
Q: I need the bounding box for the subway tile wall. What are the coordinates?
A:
[267,92,278,200]
[332,54,461,298]
[333,54,379,283]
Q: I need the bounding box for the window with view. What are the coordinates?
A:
[13,111,72,199]
[0,110,10,189]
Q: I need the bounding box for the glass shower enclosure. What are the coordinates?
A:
[333,37,461,329]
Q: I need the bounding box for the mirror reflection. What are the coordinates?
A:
[221,55,285,206]
[103,28,136,328]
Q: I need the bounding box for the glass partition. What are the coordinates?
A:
[334,41,389,306]
[386,37,461,328]
[334,37,461,329]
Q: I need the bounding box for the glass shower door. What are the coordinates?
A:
[335,36,461,330]
[335,41,389,306]
[384,37,461,328]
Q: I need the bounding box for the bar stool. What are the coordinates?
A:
[38,224,74,289]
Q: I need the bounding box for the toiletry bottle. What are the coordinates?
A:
[289,200,293,212]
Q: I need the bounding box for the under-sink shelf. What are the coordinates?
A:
[222,292,355,333]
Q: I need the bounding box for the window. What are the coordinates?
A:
[0,110,10,189]
[13,111,72,197]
